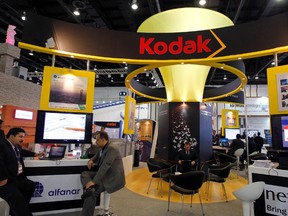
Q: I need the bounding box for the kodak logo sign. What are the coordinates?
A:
[139,36,211,55]
[139,31,225,58]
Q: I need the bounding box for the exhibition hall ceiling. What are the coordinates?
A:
[1,0,288,87]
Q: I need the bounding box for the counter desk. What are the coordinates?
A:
[24,159,90,215]
[248,165,288,216]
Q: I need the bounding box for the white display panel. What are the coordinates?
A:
[225,128,240,140]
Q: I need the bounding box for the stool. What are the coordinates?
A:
[0,198,10,216]
[233,181,265,216]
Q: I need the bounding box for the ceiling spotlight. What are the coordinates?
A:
[120,74,124,78]
[136,78,139,81]
[223,75,227,80]
[131,0,138,10]
[73,8,80,16]
[29,50,34,56]
[271,61,276,65]
[199,0,207,6]
[146,72,149,77]
[21,11,26,21]
[96,74,99,78]
[108,74,111,78]
[255,75,259,80]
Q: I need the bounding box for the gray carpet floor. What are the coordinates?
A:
[0,163,247,216]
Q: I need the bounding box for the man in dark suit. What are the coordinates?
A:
[228,134,245,155]
[0,120,5,145]
[80,131,125,216]
[176,141,198,173]
[254,132,264,153]
[0,127,41,216]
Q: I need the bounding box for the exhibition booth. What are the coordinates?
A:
[1,5,288,216]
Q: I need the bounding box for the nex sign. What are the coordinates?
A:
[139,31,225,58]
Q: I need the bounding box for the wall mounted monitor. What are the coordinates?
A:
[35,110,93,144]
[225,128,240,140]
[271,114,288,150]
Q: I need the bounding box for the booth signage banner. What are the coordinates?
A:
[267,65,288,115]
[29,174,82,203]
[123,96,136,134]
[265,184,288,216]
[21,12,288,60]
[276,73,288,112]
[135,120,154,162]
[40,66,95,113]
[252,173,288,216]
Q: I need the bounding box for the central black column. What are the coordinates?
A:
[157,102,213,164]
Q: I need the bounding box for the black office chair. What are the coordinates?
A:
[146,158,174,197]
[215,152,237,164]
[206,162,234,202]
[168,171,205,216]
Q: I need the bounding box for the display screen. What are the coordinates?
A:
[225,128,240,140]
[35,110,93,144]
[282,116,288,148]
[271,115,288,150]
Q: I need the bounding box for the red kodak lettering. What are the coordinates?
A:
[169,37,183,54]
[139,37,155,54]
[197,35,211,53]
[139,35,212,55]
[183,40,196,54]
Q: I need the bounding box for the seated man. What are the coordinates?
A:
[227,134,245,156]
[80,131,125,216]
[175,141,198,173]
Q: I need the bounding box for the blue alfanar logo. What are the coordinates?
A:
[33,182,44,197]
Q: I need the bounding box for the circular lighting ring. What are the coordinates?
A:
[125,60,247,102]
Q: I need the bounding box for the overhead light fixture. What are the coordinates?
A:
[21,11,26,21]
[223,75,227,80]
[29,50,34,56]
[131,0,138,10]
[108,74,111,78]
[199,0,207,6]
[146,72,149,77]
[73,8,80,16]
[255,75,259,80]
[271,61,275,65]
[120,74,124,78]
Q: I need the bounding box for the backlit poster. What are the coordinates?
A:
[135,120,154,162]
[40,66,95,113]
[276,73,288,111]
[123,96,136,134]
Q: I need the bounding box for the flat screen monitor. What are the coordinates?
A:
[271,115,288,150]
[35,110,93,144]
[225,128,240,140]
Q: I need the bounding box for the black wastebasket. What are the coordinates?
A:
[133,150,140,167]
